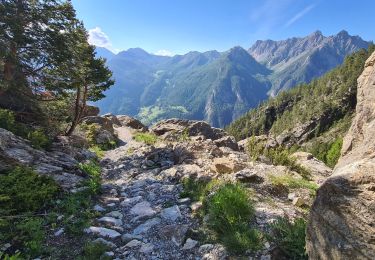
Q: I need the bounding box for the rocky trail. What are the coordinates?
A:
[84,125,218,259]
[79,118,329,259]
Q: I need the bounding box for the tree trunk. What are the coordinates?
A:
[65,86,81,136]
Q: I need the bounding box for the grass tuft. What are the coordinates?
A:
[269,174,318,192]
[134,132,157,145]
[267,217,308,259]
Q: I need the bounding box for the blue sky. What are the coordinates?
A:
[71,0,374,55]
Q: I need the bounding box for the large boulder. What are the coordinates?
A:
[291,152,332,183]
[0,128,84,189]
[306,51,375,259]
[83,105,100,117]
[117,115,148,131]
[150,119,226,140]
[81,116,114,133]
[102,113,122,127]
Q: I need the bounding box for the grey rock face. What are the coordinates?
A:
[306,51,375,259]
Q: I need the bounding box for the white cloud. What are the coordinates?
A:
[88,27,112,49]
[284,4,316,28]
[154,49,174,56]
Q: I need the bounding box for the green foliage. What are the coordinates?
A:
[27,130,51,149]
[205,183,262,254]
[0,109,51,149]
[0,167,59,215]
[309,137,343,168]
[267,217,308,259]
[265,148,311,179]
[56,191,97,235]
[0,167,59,258]
[269,174,318,192]
[326,138,343,168]
[0,252,22,260]
[77,241,111,260]
[134,132,157,145]
[180,177,217,202]
[0,108,16,130]
[228,45,375,141]
[246,138,311,179]
[89,145,105,159]
[16,218,45,257]
[78,161,102,194]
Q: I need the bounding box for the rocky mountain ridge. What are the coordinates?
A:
[95,31,370,128]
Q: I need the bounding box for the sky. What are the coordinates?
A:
[71,0,375,55]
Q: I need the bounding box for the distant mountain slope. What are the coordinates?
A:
[95,31,371,128]
[95,47,115,61]
[249,30,370,96]
[227,44,375,141]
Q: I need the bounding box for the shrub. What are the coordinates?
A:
[78,161,102,194]
[89,145,105,159]
[16,218,45,257]
[77,241,111,260]
[180,177,216,202]
[205,183,262,253]
[264,148,311,179]
[309,137,343,168]
[326,138,342,168]
[56,191,96,235]
[267,217,308,259]
[134,132,157,145]
[0,167,59,215]
[0,108,16,131]
[269,174,318,192]
[27,130,51,149]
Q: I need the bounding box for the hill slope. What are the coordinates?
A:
[228,44,375,142]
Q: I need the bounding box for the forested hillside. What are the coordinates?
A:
[227,45,375,140]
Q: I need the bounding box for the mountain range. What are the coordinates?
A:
[95,30,370,128]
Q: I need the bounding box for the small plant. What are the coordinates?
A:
[134,132,157,145]
[205,183,262,254]
[267,217,308,259]
[269,174,318,192]
[178,128,190,142]
[78,160,102,194]
[27,130,51,149]
[180,177,215,202]
[89,145,105,159]
[77,241,111,260]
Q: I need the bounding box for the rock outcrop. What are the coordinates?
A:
[306,51,375,259]
[150,118,226,141]
[0,128,88,189]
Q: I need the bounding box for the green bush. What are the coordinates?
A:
[269,174,318,192]
[309,137,343,168]
[0,167,59,258]
[134,132,157,145]
[57,191,96,235]
[89,145,105,159]
[28,130,51,149]
[78,160,102,194]
[0,108,16,130]
[77,241,111,260]
[268,217,307,259]
[326,138,343,168]
[16,217,45,257]
[0,167,59,215]
[205,183,262,254]
[180,177,218,203]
